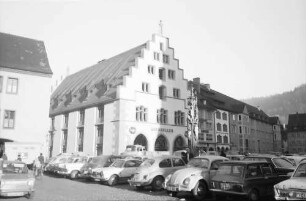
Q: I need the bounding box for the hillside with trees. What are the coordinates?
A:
[243,84,306,124]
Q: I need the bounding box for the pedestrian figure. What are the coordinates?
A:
[33,157,42,178]
[2,153,7,160]
[17,154,22,161]
[220,149,226,157]
[38,153,45,175]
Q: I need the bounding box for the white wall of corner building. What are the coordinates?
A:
[0,69,52,158]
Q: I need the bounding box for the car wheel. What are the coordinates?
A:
[25,192,35,199]
[151,176,164,191]
[192,181,208,200]
[170,191,177,197]
[70,170,79,179]
[248,189,260,201]
[108,175,119,186]
[135,186,144,190]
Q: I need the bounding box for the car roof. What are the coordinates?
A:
[244,154,277,159]
[220,160,270,165]
[146,155,183,160]
[195,155,228,160]
[4,160,27,165]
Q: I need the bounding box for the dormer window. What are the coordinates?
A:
[163,54,169,64]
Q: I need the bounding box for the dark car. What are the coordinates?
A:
[242,154,295,175]
[210,161,289,201]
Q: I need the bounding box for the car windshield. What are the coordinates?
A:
[3,162,28,174]
[187,158,209,168]
[110,160,125,168]
[217,164,244,178]
[272,158,294,168]
[140,159,155,167]
[293,163,306,177]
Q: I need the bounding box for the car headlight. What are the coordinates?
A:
[183,178,190,186]
[288,191,295,198]
[165,174,172,182]
[27,180,35,186]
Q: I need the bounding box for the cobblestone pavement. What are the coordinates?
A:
[0,174,187,201]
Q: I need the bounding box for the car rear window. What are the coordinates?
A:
[187,158,209,168]
[293,163,306,177]
[272,158,294,168]
[3,162,28,174]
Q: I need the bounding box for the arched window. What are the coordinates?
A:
[217,123,221,131]
[155,135,168,151]
[134,134,148,150]
[216,111,221,119]
[217,135,222,143]
[222,112,227,120]
[173,136,185,152]
[223,124,228,132]
[159,85,166,100]
[223,135,229,144]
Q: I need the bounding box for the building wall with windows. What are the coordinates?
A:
[215,109,230,151]
[0,32,52,159]
[286,113,306,154]
[49,34,188,157]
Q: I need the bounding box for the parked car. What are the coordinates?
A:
[283,155,306,166]
[44,153,74,174]
[90,158,142,186]
[226,154,245,161]
[0,160,35,198]
[128,155,186,191]
[56,155,91,179]
[164,155,228,200]
[274,160,306,200]
[243,154,295,175]
[79,155,123,180]
[210,161,289,201]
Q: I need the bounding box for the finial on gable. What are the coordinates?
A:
[159,20,163,36]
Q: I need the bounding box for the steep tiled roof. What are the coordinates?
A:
[287,113,306,131]
[198,85,271,123]
[50,43,146,116]
[0,32,52,75]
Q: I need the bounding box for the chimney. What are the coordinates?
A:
[204,83,210,91]
[193,77,200,93]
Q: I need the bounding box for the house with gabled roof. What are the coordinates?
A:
[194,78,278,154]
[49,34,189,157]
[0,32,53,162]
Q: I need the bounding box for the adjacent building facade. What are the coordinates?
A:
[0,32,53,161]
[49,34,189,157]
[286,113,306,154]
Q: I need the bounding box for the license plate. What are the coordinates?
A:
[221,183,230,190]
[297,192,306,198]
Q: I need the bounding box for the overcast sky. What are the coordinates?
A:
[1,0,305,100]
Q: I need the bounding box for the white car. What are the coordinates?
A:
[57,156,91,179]
[164,155,228,200]
[129,155,186,190]
[274,160,306,200]
[90,158,142,186]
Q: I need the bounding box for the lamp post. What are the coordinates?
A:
[186,85,199,155]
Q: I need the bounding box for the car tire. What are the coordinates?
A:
[135,186,144,190]
[70,170,79,179]
[170,191,177,197]
[192,181,208,200]
[108,175,119,186]
[25,192,35,199]
[248,189,260,201]
[151,176,164,191]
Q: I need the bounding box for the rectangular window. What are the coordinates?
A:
[232,114,236,120]
[174,111,185,126]
[78,128,84,152]
[173,88,180,98]
[3,110,15,128]
[97,106,104,123]
[206,134,213,141]
[63,114,69,129]
[136,106,148,122]
[148,65,154,74]
[96,125,103,156]
[198,133,204,141]
[160,43,164,51]
[62,130,68,153]
[238,115,242,121]
[239,126,242,134]
[0,76,3,92]
[154,52,160,61]
[79,110,85,126]
[168,70,175,80]
[157,109,168,124]
[163,54,169,64]
[142,82,149,92]
[159,68,165,80]
[6,77,18,94]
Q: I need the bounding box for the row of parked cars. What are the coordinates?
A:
[1,151,305,200]
[42,152,306,201]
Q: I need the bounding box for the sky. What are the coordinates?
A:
[0,0,305,100]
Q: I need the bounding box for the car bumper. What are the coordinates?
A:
[275,195,306,200]
[128,179,151,187]
[165,184,191,192]
[0,189,34,197]
[210,189,248,196]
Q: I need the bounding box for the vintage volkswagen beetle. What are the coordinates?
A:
[274,160,306,200]
[128,155,186,191]
[164,155,228,200]
[0,160,35,198]
[90,158,142,186]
